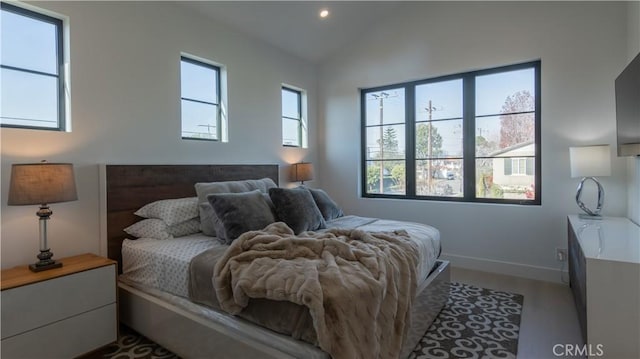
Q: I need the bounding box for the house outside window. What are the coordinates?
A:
[361,61,541,205]
[282,86,307,148]
[181,55,226,141]
[1,2,67,131]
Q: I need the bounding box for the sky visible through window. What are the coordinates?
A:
[1,7,60,128]
[365,68,535,158]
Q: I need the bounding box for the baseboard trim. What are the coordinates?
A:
[441,252,569,284]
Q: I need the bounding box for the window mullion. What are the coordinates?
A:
[181,97,218,106]
[0,65,59,78]
[360,90,368,196]
[406,85,416,197]
[534,62,542,204]
[297,93,303,147]
[463,75,476,201]
[56,17,65,131]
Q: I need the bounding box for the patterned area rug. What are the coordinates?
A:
[92,282,523,359]
[410,282,523,359]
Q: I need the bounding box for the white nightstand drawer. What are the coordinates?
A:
[1,303,117,359]
[1,264,116,339]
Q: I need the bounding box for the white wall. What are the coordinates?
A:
[0,1,317,269]
[318,1,629,282]
[626,1,640,225]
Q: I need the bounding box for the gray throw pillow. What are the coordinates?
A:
[207,190,276,244]
[195,178,277,236]
[199,202,220,239]
[201,194,276,243]
[302,186,344,220]
[269,187,326,234]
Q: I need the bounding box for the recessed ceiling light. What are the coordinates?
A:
[319,9,329,18]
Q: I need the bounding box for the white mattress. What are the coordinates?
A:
[121,234,221,297]
[121,216,441,298]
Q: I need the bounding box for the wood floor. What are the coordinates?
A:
[451,267,584,359]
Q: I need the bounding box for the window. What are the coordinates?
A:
[181,56,222,141]
[364,89,406,195]
[282,86,307,147]
[508,158,533,176]
[361,61,541,204]
[1,3,66,131]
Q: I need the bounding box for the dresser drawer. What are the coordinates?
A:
[1,264,116,339]
[1,303,117,358]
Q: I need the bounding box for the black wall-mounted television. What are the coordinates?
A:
[615,52,640,156]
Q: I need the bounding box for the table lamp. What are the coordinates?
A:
[291,162,314,184]
[569,145,611,219]
[8,162,78,272]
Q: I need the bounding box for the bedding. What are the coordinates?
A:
[195,178,277,236]
[124,218,201,240]
[299,186,344,220]
[122,234,219,297]
[120,215,441,357]
[214,222,419,359]
[269,187,326,234]
[207,190,276,243]
[134,197,199,225]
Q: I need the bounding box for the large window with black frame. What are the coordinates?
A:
[361,61,541,204]
[1,2,66,131]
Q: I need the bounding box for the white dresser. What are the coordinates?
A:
[1,253,118,358]
[568,215,640,358]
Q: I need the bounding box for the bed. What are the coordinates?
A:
[102,164,450,358]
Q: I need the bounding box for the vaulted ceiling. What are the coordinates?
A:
[180,1,402,64]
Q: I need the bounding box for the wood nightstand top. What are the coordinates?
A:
[1,253,116,291]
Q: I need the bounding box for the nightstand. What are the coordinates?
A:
[1,253,118,358]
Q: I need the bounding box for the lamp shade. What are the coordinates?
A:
[8,163,78,205]
[569,145,611,178]
[292,162,314,182]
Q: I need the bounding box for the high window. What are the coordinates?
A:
[361,61,541,204]
[1,3,66,131]
[181,56,224,141]
[282,86,307,148]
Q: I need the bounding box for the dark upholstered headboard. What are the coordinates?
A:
[105,164,279,272]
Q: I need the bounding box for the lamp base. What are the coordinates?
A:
[29,249,63,272]
[578,213,603,220]
[576,176,605,217]
[29,260,62,272]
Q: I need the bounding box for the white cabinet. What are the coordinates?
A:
[1,254,118,358]
[568,215,640,358]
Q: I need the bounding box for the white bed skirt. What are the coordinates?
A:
[119,260,451,359]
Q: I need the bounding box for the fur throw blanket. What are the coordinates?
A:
[214,222,419,359]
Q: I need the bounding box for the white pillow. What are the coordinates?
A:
[134,197,198,226]
[124,218,200,240]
